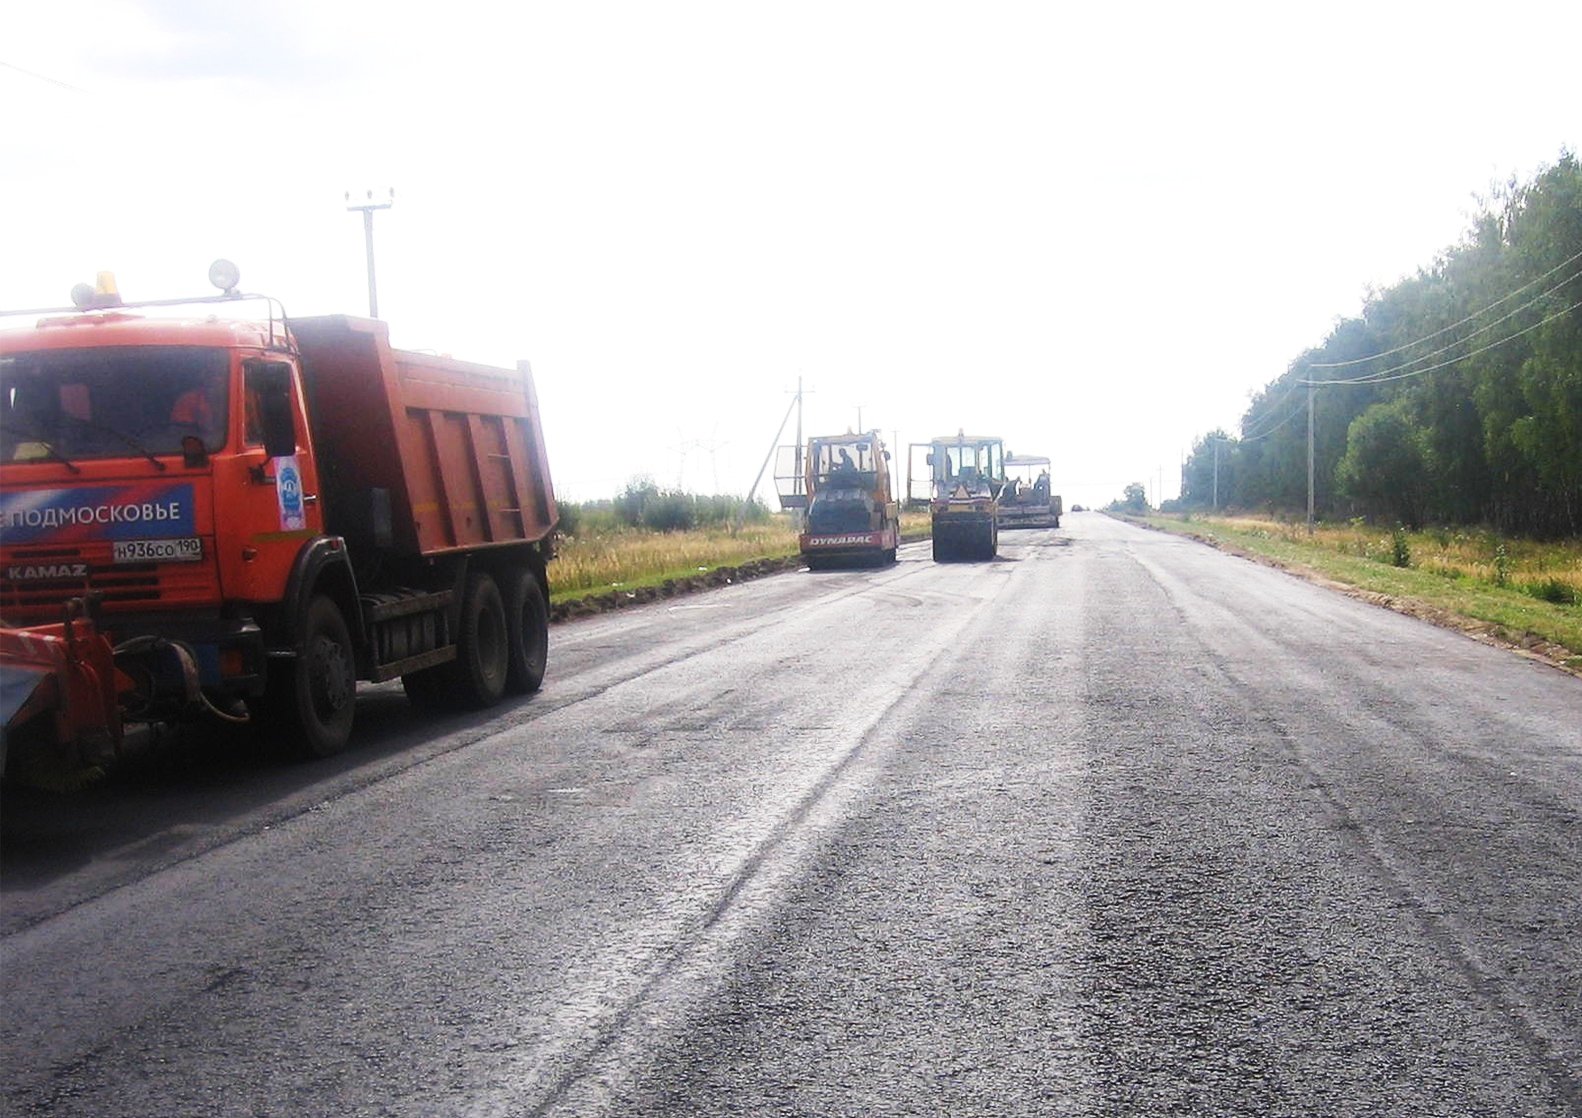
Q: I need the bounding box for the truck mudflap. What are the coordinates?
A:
[0,601,125,777]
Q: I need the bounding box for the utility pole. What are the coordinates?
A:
[346,188,394,318]
[793,376,804,511]
[739,388,802,533]
[1306,380,1316,535]
[1212,437,1220,510]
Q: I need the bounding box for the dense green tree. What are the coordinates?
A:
[1337,400,1431,529]
[1181,152,1581,537]
[1181,430,1235,508]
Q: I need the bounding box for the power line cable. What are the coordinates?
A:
[1320,266,1582,385]
[1196,263,1571,451]
[1239,393,1309,443]
[1235,376,1308,440]
[1301,295,1582,387]
[1308,246,1582,369]
[1203,241,1582,464]
[0,59,92,94]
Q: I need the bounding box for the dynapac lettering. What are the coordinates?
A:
[808,533,880,547]
[0,484,196,544]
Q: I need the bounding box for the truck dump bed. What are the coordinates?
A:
[291,316,556,558]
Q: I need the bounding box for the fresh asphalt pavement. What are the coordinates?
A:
[2,513,1579,1116]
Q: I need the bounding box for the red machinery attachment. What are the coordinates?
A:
[0,599,125,776]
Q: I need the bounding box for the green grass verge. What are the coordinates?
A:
[547,548,799,606]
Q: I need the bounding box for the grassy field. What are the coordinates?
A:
[547,508,934,605]
[1138,512,1582,670]
[548,522,801,602]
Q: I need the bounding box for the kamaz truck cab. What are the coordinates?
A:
[1,269,319,774]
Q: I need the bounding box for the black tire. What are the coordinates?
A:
[503,568,548,695]
[402,573,509,711]
[454,571,510,708]
[270,595,356,758]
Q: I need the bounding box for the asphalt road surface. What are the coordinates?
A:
[3,512,1580,1117]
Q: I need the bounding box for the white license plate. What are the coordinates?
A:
[112,537,203,564]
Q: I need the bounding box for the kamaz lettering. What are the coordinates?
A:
[6,563,90,581]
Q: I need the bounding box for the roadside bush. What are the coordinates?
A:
[1391,526,1411,568]
[693,493,769,528]
[615,477,660,527]
[641,491,697,533]
[555,499,581,537]
[1523,578,1578,606]
[603,482,771,534]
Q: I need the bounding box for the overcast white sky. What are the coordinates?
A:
[2,1,1577,509]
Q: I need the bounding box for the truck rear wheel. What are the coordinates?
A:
[402,572,509,711]
[455,571,510,707]
[503,569,548,695]
[271,594,356,758]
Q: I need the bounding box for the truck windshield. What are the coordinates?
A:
[0,346,230,465]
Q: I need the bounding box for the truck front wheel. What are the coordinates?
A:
[270,594,356,758]
[503,569,548,695]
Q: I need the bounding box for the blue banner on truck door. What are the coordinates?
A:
[0,483,197,544]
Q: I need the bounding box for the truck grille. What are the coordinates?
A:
[0,543,219,620]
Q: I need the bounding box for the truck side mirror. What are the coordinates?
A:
[248,360,298,458]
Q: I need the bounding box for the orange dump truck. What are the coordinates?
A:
[0,264,557,776]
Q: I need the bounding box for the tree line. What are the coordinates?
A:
[1180,152,1581,539]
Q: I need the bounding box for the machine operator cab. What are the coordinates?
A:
[907,432,1006,504]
